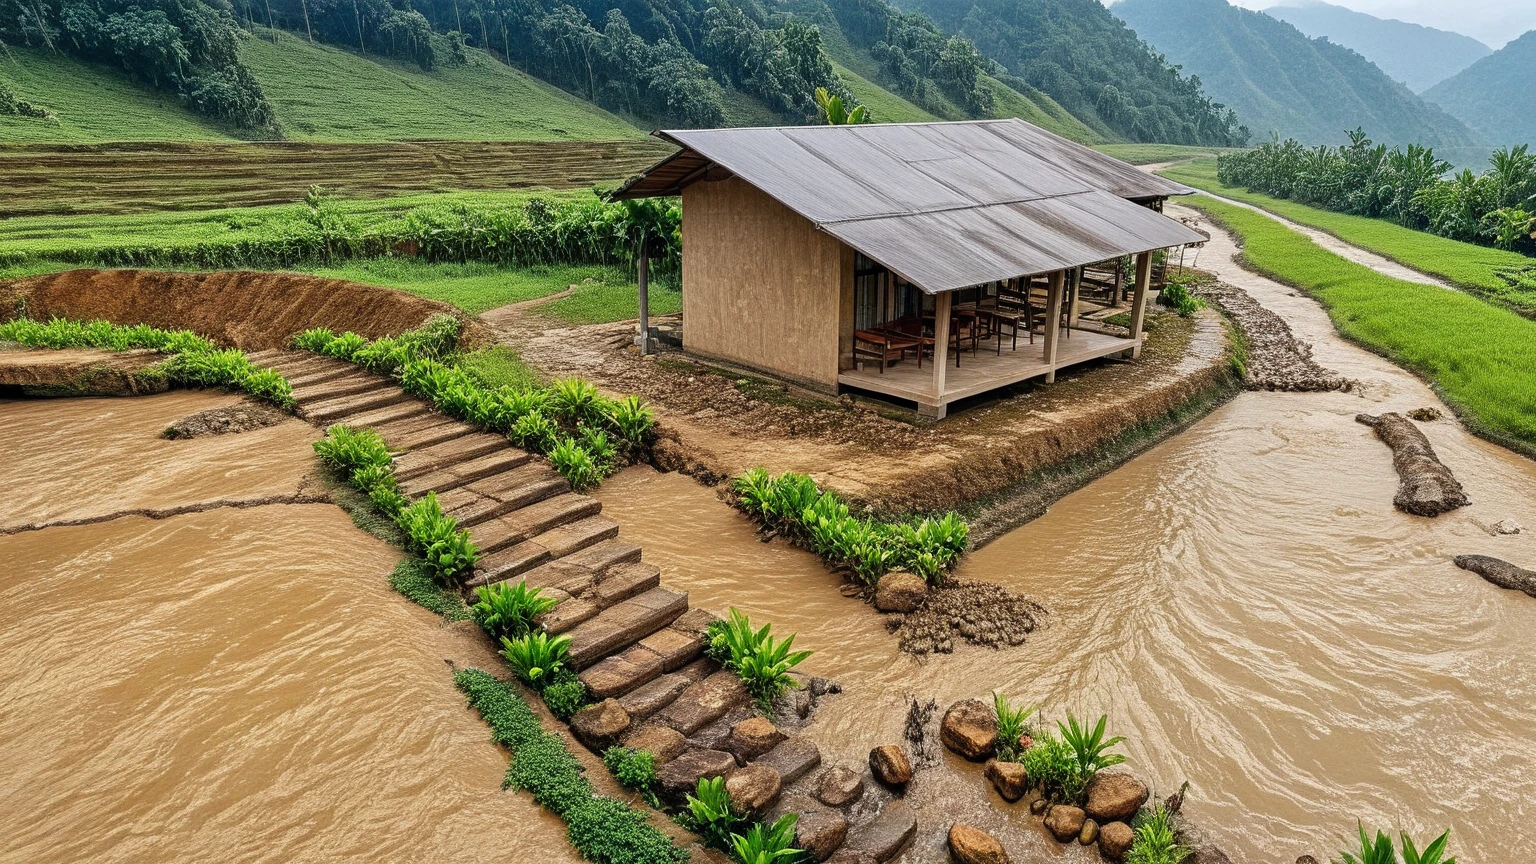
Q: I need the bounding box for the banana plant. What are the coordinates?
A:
[814,86,870,125]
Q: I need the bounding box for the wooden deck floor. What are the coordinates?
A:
[837,327,1138,409]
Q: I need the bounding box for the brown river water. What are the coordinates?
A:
[0,393,577,864]
[597,212,1536,863]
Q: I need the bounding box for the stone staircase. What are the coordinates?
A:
[251,349,915,864]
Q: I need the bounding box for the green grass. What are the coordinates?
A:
[1,31,641,143]
[1163,159,1536,316]
[538,277,679,325]
[458,346,544,390]
[1095,144,1236,165]
[982,75,1099,143]
[1189,194,1536,455]
[305,258,613,314]
[832,61,940,124]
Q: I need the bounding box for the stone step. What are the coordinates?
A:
[381,417,479,452]
[539,598,600,634]
[302,386,410,424]
[469,541,553,587]
[259,351,337,376]
[613,672,693,718]
[399,449,534,498]
[844,801,916,863]
[654,669,752,737]
[466,515,622,587]
[470,494,605,555]
[290,371,389,403]
[533,515,620,558]
[593,561,661,607]
[466,463,569,507]
[335,400,436,431]
[755,737,822,787]
[244,348,287,365]
[285,363,359,388]
[565,586,689,670]
[581,625,705,702]
[392,434,510,481]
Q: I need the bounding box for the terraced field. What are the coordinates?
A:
[0,139,674,217]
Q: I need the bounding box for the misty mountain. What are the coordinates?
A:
[1266,1,1491,93]
[1422,30,1536,148]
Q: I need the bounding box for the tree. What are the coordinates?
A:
[814,86,868,124]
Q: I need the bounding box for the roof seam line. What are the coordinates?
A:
[815,189,1097,226]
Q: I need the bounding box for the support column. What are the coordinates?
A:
[1067,266,1083,328]
[1127,250,1152,359]
[1043,270,1064,383]
[920,291,952,419]
[1113,257,1125,307]
[635,252,652,355]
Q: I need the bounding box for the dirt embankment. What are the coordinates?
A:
[1356,411,1471,516]
[499,302,1236,539]
[0,268,487,349]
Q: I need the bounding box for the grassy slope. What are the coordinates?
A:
[1,32,640,143]
[1095,144,1236,165]
[980,75,1099,143]
[1190,194,1536,454]
[832,61,939,124]
[1164,159,1536,315]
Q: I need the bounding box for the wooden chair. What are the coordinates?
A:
[984,292,1033,353]
[854,329,920,373]
[1028,283,1071,340]
[880,317,934,368]
[948,311,980,366]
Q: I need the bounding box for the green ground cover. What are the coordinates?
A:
[1164,160,1536,316]
[1189,194,1536,455]
[830,61,939,124]
[1095,144,1236,165]
[305,259,622,315]
[0,49,232,142]
[537,278,679,325]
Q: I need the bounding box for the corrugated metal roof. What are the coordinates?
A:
[612,119,1207,294]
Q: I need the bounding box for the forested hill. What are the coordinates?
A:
[907,0,1249,146]
[1112,0,1479,147]
[1266,1,1491,93]
[0,0,1247,146]
[1422,31,1536,149]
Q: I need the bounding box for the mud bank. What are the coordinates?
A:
[0,346,169,396]
[499,304,1236,537]
[0,268,489,349]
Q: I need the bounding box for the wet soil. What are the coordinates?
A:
[498,305,1233,525]
[0,346,168,396]
[1190,273,1354,392]
[163,400,291,438]
[1356,411,1471,516]
[1,268,489,349]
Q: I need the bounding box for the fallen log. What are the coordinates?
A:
[1355,412,1470,516]
[1454,555,1536,598]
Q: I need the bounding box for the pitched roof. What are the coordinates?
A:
[612,120,1207,294]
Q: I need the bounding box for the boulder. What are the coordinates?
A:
[725,764,782,817]
[845,800,917,862]
[569,698,631,751]
[620,723,686,764]
[868,745,913,788]
[825,852,877,864]
[657,748,736,800]
[874,572,928,613]
[1189,845,1235,864]
[654,669,751,736]
[1084,772,1148,823]
[1099,822,1134,861]
[794,808,850,862]
[1044,805,1085,843]
[1079,819,1098,845]
[947,823,1010,864]
[816,765,865,808]
[727,716,786,762]
[983,759,1028,802]
[757,737,823,785]
[940,699,998,760]
[1491,519,1523,536]
[1454,554,1536,598]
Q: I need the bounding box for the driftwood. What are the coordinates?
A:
[1454,555,1536,598]
[1355,412,1470,516]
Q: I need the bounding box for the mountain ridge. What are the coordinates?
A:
[1422,30,1536,148]
[1266,0,1490,92]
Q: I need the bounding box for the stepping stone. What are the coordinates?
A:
[637,626,704,671]
[581,644,670,702]
[334,400,435,430]
[676,657,719,682]
[594,561,661,606]
[845,801,916,862]
[622,723,687,764]
[532,515,619,557]
[755,738,822,786]
[670,607,720,640]
[539,598,599,634]
[657,748,736,801]
[302,386,409,424]
[290,370,385,403]
[392,433,507,480]
[654,669,751,736]
[469,540,551,585]
[565,586,689,669]
[616,672,693,718]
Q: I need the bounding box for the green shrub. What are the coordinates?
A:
[549,377,608,426]
[1332,824,1456,864]
[507,732,594,814]
[291,327,337,353]
[607,394,657,451]
[1157,279,1205,317]
[396,492,479,584]
[454,667,543,748]
[350,463,396,495]
[313,425,393,476]
[708,608,812,713]
[321,331,368,360]
[602,746,661,806]
[993,691,1034,762]
[500,631,572,688]
[470,580,558,640]
[1126,805,1190,864]
[549,436,606,491]
[679,776,744,852]
[541,673,590,721]
[510,409,560,453]
[565,795,689,864]
[1398,829,1455,864]
[390,558,471,620]
[730,813,801,864]
[1060,713,1127,787]
[369,484,409,519]
[579,426,619,469]
[1021,732,1078,802]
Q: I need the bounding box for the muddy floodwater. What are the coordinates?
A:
[597,213,1536,862]
[0,393,576,864]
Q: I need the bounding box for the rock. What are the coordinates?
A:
[1354,412,1470,516]
[1407,407,1442,422]
[1454,554,1536,598]
[756,737,823,785]
[826,852,877,864]
[1029,798,1048,815]
[940,698,998,760]
[1079,819,1099,845]
[1099,822,1134,861]
[1296,857,1321,864]
[845,800,917,862]
[569,698,631,751]
[947,823,1010,864]
[816,766,865,808]
[874,571,928,613]
[1189,845,1234,864]
[868,745,912,788]
[654,669,751,736]
[621,723,687,764]
[727,716,786,762]
[1491,519,1523,536]
[983,759,1029,802]
[656,748,736,800]
[725,764,782,817]
[794,809,849,862]
[1084,772,1148,823]
[1044,805,1085,843]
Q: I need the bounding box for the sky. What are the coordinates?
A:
[1227,0,1536,49]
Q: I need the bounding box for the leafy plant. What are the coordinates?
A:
[815,86,869,125]
[1333,824,1456,864]
[500,631,572,687]
[510,409,560,453]
[321,331,368,360]
[1060,713,1127,785]
[730,813,802,864]
[312,424,392,476]
[291,327,337,353]
[679,776,744,852]
[541,673,590,721]
[1157,278,1205,317]
[549,436,606,491]
[1399,829,1455,864]
[471,580,558,640]
[1127,805,1190,864]
[350,463,396,495]
[709,608,812,713]
[1021,732,1078,802]
[992,691,1034,761]
[607,394,656,450]
[579,426,618,470]
[603,746,661,807]
[549,377,607,426]
[732,468,775,519]
[396,492,479,584]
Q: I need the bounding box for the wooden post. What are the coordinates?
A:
[1113,257,1125,307]
[1128,250,1152,359]
[1043,270,1064,383]
[923,291,951,419]
[1067,266,1082,328]
[635,252,652,355]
